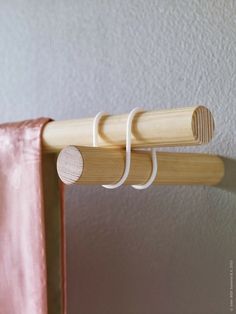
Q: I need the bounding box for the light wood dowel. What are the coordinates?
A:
[43,106,214,152]
[57,146,224,186]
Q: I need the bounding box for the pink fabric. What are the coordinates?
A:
[0,118,65,313]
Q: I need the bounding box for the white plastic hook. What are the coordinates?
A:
[132,147,158,189]
[93,108,158,189]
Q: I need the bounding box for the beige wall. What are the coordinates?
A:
[0,1,235,313]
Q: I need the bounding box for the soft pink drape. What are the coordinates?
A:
[0,118,65,314]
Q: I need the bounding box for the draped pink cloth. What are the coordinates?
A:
[0,118,65,314]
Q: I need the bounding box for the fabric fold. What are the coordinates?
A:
[0,118,65,314]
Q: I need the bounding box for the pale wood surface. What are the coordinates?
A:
[57,146,224,186]
[43,106,214,152]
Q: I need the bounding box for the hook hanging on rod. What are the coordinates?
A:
[92,107,158,189]
[56,146,224,186]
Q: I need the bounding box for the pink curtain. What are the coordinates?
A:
[0,118,66,314]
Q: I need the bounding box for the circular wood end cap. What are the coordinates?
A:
[192,106,215,144]
[57,146,83,185]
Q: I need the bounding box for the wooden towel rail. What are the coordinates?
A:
[46,105,224,186]
[43,106,214,153]
[57,146,224,186]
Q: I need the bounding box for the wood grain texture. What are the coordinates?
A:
[43,106,214,152]
[57,146,224,186]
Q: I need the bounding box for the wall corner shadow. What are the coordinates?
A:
[216,157,236,193]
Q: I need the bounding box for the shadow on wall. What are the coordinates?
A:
[217,157,236,193]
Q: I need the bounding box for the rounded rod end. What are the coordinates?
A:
[57,146,84,185]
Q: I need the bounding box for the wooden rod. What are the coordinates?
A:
[43,106,215,152]
[56,146,224,186]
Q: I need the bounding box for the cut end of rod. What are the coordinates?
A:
[192,106,215,144]
[57,146,83,185]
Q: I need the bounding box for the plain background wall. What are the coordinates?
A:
[0,1,236,313]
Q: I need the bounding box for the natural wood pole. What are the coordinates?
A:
[43,106,214,152]
[57,146,224,186]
